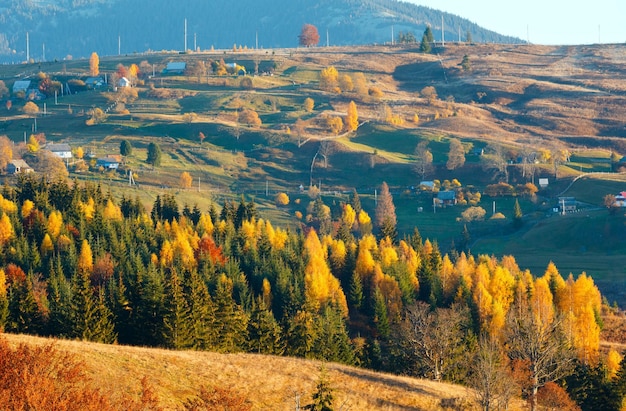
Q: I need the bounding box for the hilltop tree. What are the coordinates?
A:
[345,101,358,132]
[298,24,320,47]
[89,52,99,76]
[413,141,434,180]
[180,171,193,189]
[420,26,434,53]
[446,138,465,170]
[146,142,162,167]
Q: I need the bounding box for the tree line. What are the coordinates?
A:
[0,175,624,410]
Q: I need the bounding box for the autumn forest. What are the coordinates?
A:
[0,173,624,410]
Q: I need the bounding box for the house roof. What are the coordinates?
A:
[165,62,186,71]
[8,159,31,169]
[85,77,104,85]
[46,143,72,152]
[437,191,456,200]
[97,156,121,163]
[13,80,31,92]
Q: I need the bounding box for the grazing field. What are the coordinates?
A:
[2,42,626,306]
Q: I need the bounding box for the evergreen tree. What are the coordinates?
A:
[373,287,390,338]
[420,26,433,53]
[146,142,162,167]
[247,297,284,354]
[163,268,193,349]
[120,139,133,157]
[513,199,523,228]
[309,365,334,411]
[70,265,116,343]
[186,269,218,350]
[46,259,72,337]
[348,270,363,310]
[6,272,45,335]
[311,306,355,364]
[214,274,249,352]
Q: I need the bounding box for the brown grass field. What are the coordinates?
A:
[1,332,528,411]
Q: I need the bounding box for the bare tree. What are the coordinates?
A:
[405,302,467,381]
[319,140,335,168]
[413,141,434,180]
[482,143,509,183]
[469,336,518,411]
[505,309,575,411]
[446,138,465,170]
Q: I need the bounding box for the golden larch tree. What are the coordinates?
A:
[345,101,358,132]
[319,66,339,91]
[46,210,63,239]
[303,229,348,316]
[89,52,99,76]
[0,213,13,246]
[180,171,193,189]
[77,239,93,275]
[303,97,315,112]
[0,136,12,171]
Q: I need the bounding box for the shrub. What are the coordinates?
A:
[461,206,486,222]
[275,192,289,206]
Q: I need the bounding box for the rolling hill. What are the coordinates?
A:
[2,332,517,410]
[0,0,522,63]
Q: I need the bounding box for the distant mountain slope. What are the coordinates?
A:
[0,0,522,63]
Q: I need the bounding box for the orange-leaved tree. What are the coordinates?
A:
[298,24,320,47]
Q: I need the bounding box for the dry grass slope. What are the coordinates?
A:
[3,332,526,411]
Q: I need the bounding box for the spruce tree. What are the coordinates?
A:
[214,274,249,352]
[372,287,390,338]
[312,306,355,364]
[514,199,523,228]
[247,297,284,354]
[163,268,193,349]
[309,365,334,411]
[348,270,363,310]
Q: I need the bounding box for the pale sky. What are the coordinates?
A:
[408,0,626,45]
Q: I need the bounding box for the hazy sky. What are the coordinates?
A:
[408,0,626,45]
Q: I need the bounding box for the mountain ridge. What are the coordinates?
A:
[0,0,522,63]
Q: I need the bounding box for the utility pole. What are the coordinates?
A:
[26,32,29,62]
[391,25,394,45]
[194,32,197,51]
[42,43,45,61]
[441,15,445,47]
[256,30,258,49]
[184,18,187,52]
[118,35,121,55]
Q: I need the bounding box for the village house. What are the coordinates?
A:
[436,190,457,207]
[163,62,186,75]
[46,143,73,159]
[6,159,33,174]
[96,155,122,170]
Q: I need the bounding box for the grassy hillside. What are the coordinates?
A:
[2,332,516,411]
[2,43,626,305]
